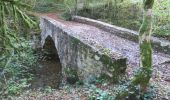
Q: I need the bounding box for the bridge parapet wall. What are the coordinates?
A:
[73,16,170,54]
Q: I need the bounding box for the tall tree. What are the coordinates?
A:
[132,0,154,92]
[116,0,155,99]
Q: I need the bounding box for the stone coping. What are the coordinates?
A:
[73,16,170,54]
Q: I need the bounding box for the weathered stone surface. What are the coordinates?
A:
[40,17,127,83]
[40,14,170,84]
[73,16,170,54]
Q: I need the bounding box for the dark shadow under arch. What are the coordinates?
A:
[43,36,60,61]
[32,36,62,89]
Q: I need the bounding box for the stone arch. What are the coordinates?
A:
[41,36,62,88]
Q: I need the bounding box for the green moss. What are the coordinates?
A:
[100,54,126,71]
[100,54,126,82]
[101,48,111,55]
[70,37,81,45]
[100,54,112,66]
[132,67,152,87]
[64,67,79,84]
[131,40,152,88]
[140,40,152,68]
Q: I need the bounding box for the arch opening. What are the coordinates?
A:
[32,36,62,89]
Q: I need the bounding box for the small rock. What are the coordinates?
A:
[164,74,170,82]
[94,55,100,60]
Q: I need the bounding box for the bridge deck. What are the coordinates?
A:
[43,13,170,69]
[41,13,170,86]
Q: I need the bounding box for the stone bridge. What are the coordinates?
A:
[40,14,170,83]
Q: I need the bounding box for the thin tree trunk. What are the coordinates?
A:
[114,0,118,24]
[132,0,154,92]
[84,0,90,9]
[75,0,78,15]
[115,0,155,99]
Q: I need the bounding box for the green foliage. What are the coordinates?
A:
[77,0,170,38]
[153,0,170,37]
[60,0,78,20]
[0,0,36,29]
[64,67,79,84]
[33,0,77,20]
[87,84,114,100]
[33,0,170,37]
[0,38,37,98]
[77,0,143,30]
[115,83,156,100]
[33,0,64,13]
[0,0,37,98]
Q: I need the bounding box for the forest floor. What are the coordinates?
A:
[11,13,170,100]
[15,57,170,100]
[15,61,170,100]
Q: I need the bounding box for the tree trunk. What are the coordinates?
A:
[74,0,78,15]
[84,0,90,9]
[132,0,154,92]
